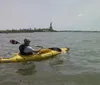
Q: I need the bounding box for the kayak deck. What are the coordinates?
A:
[0,47,69,63]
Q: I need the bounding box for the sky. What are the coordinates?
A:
[0,0,100,31]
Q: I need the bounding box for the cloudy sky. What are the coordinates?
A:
[0,0,100,31]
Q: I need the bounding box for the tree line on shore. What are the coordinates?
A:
[0,28,57,33]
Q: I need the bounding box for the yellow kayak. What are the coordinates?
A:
[0,47,69,63]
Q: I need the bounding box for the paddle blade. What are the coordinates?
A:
[10,40,20,44]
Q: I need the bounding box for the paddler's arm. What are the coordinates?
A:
[32,48,42,53]
[32,46,43,53]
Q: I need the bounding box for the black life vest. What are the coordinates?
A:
[19,44,26,55]
[19,44,33,55]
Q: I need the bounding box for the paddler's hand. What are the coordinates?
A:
[0,57,3,59]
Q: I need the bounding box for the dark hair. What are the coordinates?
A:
[24,39,30,43]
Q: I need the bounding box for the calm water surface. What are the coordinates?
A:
[0,32,100,85]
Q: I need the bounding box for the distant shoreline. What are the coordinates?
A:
[58,30,100,32]
[0,29,100,33]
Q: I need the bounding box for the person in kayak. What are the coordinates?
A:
[19,39,41,55]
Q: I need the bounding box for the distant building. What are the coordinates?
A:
[49,22,53,31]
[33,22,56,32]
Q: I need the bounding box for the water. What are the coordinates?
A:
[0,32,100,85]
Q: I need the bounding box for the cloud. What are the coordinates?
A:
[78,13,83,17]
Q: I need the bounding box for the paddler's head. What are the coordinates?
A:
[24,39,30,45]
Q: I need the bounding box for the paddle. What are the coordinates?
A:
[10,40,20,44]
[10,39,43,48]
[9,40,69,52]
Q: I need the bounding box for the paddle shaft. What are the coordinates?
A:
[10,39,43,48]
